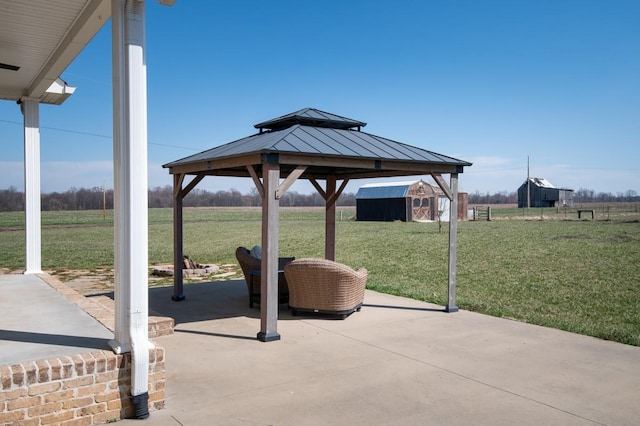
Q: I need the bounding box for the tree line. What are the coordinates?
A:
[0,186,637,212]
[0,186,357,212]
[468,188,639,205]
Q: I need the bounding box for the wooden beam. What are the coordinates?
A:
[258,162,281,342]
[325,176,337,260]
[327,178,349,206]
[431,173,453,200]
[247,165,264,198]
[173,173,185,199]
[275,166,306,199]
[309,178,326,199]
[172,173,185,301]
[181,173,205,198]
[446,173,459,313]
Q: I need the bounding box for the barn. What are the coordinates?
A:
[356,180,468,222]
[517,178,574,208]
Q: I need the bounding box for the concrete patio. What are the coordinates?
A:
[129,279,639,425]
[2,274,639,425]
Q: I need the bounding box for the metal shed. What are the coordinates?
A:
[163,107,472,341]
[518,178,574,208]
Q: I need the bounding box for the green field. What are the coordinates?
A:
[1,206,639,346]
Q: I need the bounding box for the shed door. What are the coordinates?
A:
[412,197,431,221]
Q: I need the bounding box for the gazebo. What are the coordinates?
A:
[163,108,472,342]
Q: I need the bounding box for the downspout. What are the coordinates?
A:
[110,0,150,418]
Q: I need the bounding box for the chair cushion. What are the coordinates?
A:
[250,245,262,260]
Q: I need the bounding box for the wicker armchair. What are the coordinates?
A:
[284,258,368,318]
[235,247,295,308]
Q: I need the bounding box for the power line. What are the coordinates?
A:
[0,119,199,151]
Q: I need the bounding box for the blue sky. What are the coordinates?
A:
[2,0,639,196]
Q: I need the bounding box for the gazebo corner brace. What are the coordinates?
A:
[275,166,307,199]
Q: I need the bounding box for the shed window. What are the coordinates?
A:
[413,198,421,207]
[421,198,429,207]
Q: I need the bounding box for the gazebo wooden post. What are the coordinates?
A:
[325,176,337,261]
[446,172,459,312]
[258,160,281,342]
[172,173,185,301]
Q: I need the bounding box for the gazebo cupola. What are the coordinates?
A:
[254,108,367,132]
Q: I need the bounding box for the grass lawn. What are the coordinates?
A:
[1,206,639,346]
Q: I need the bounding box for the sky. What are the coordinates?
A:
[1,0,639,196]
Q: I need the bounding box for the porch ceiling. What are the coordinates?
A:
[0,0,110,105]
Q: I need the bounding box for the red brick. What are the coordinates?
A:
[0,410,27,423]
[11,364,25,386]
[62,376,93,389]
[71,354,85,376]
[43,389,74,403]
[59,417,92,426]
[92,352,107,373]
[1,365,13,389]
[107,397,131,411]
[153,379,166,391]
[105,354,117,371]
[23,361,38,385]
[27,401,62,416]
[76,383,106,397]
[49,358,63,380]
[81,353,95,374]
[28,381,61,396]
[75,402,107,417]
[10,418,40,426]
[95,370,119,383]
[95,390,120,403]
[148,389,166,402]
[59,356,75,379]
[62,396,93,409]
[39,410,74,425]
[36,359,50,383]
[0,387,27,402]
[6,395,40,410]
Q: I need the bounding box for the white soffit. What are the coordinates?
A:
[0,0,110,104]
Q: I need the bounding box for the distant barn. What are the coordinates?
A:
[355,180,468,222]
[517,178,574,208]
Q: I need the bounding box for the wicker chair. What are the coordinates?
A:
[235,247,295,308]
[284,258,368,319]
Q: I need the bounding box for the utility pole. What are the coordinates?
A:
[527,155,530,209]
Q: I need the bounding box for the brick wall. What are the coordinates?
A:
[0,346,165,425]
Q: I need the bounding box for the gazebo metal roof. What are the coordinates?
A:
[164,108,471,343]
[163,108,471,180]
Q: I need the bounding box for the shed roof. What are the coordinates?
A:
[356,180,441,199]
[163,108,471,180]
[521,178,574,192]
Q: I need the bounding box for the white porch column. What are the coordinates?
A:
[21,98,42,274]
[109,0,150,416]
[446,172,459,313]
